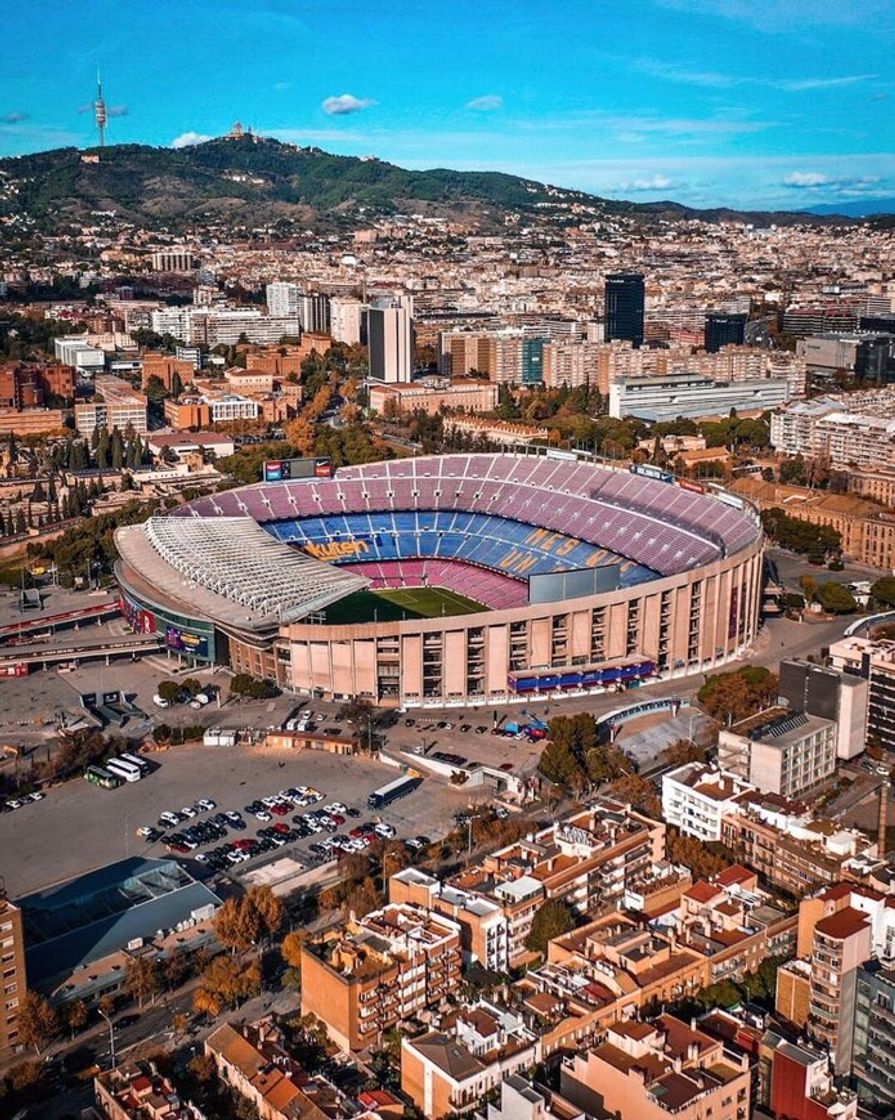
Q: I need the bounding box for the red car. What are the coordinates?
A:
[273,822,291,835]
[270,804,290,816]
[349,826,366,839]
[234,838,255,850]
[331,813,346,826]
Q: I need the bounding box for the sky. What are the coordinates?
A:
[2,0,894,210]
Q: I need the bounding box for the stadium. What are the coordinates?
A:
[114,453,764,707]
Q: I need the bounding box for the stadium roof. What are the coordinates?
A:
[116,516,367,631]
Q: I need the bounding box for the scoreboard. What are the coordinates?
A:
[263,457,333,483]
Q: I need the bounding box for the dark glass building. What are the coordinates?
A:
[604,273,645,349]
[704,312,747,353]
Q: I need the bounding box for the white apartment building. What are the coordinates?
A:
[610,373,792,421]
[330,297,364,345]
[150,308,301,346]
[151,248,196,273]
[718,707,837,799]
[771,396,895,471]
[265,281,302,318]
[662,764,752,842]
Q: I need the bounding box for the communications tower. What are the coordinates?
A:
[94,69,107,147]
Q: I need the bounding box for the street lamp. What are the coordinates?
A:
[98,1007,116,1068]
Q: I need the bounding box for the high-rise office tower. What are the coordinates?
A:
[299,293,331,335]
[604,273,645,349]
[368,297,414,383]
[265,281,302,319]
[705,312,747,353]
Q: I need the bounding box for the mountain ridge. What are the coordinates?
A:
[0,135,887,234]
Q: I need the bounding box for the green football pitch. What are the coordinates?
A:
[324,586,487,624]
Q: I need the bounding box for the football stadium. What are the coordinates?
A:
[114,453,764,707]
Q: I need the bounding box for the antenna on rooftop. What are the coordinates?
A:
[94,67,107,148]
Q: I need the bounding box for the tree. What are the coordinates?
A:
[525,899,575,954]
[180,677,202,698]
[156,679,181,703]
[664,739,706,767]
[16,991,60,1054]
[213,887,283,953]
[872,577,895,608]
[607,773,661,818]
[63,998,89,1040]
[280,930,306,970]
[815,581,857,614]
[667,828,730,880]
[193,955,261,1016]
[698,666,778,724]
[124,955,162,1008]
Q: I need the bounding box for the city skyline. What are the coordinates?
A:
[1,0,894,211]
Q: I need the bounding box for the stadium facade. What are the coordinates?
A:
[115,454,764,707]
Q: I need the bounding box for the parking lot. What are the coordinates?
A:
[0,740,484,897]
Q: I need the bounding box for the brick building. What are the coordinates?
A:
[300,903,462,1051]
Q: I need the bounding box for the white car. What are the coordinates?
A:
[255,810,272,822]
[261,795,280,807]
[374,823,396,840]
[159,811,180,826]
[180,806,197,819]
[29,791,45,802]
[136,826,153,837]
[5,800,23,811]
[152,694,170,709]
[325,802,348,814]
[196,798,217,812]
[224,810,242,824]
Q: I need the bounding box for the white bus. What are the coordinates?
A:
[105,757,142,783]
[118,751,150,776]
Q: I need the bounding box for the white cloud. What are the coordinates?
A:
[321,93,376,116]
[634,59,735,88]
[466,94,503,111]
[1,111,28,124]
[619,174,677,192]
[273,81,292,92]
[776,74,875,92]
[171,131,213,149]
[783,171,832,187]
[107,104,129,118]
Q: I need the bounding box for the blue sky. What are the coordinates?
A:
[2,0,894,209]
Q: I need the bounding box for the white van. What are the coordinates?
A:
[152,694,170,709]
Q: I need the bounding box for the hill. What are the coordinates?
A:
[806,198,895,218]
[0,135,857,234]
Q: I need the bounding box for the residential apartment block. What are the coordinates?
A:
[94,1063,202,1120]
[300,903,462,1051]
[560,1015,750,1120]
[401,1002,538,1120]
[0,894,25,1062]
[205,1018,335,1120]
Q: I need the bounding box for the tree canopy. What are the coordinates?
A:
[697,666,778,724]
[525,899,576,954]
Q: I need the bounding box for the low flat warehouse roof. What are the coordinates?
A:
[115,516,368,632]
[16,856,221,987]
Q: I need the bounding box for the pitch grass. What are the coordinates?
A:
[325,586,487,624]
